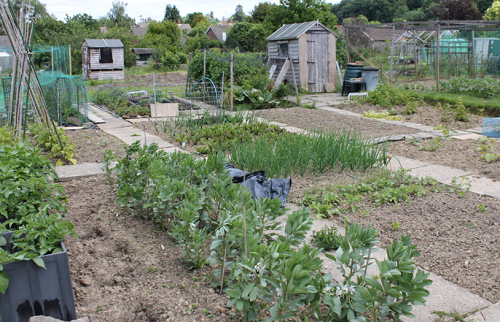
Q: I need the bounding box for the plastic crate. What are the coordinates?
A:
[0,233,77,322]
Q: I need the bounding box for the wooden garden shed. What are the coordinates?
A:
[82,39,124,80]
[266,21,337,92]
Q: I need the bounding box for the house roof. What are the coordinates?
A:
[206,25,231,41]
[362,27,406,42]
[266,20,337,41]
[132,48,152,55]
[84,39,124,48]
[131,25,148,37]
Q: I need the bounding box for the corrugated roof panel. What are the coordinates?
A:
[266,21,317,41]
[84,39,124,48]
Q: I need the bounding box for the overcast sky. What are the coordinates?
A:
[42,0,341,23]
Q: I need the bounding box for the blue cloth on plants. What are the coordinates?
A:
[225,164,292,207]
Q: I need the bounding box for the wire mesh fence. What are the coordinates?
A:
[0,45,87,127]
[344,20,500,85]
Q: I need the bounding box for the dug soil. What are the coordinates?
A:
[63,102,500,320]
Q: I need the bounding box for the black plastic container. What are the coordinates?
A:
[0,232,77,322]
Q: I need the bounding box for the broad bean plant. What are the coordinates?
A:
[109,142,432,321]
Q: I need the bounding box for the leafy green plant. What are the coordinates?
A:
[402,101,418,115]
[311,225,342,251]
[362,110,402,121]
[454,97,470,122]
[419,138,442,152]
[29,123,77,165]
[476,137,500,163]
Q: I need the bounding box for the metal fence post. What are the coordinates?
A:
[230,53,234,111]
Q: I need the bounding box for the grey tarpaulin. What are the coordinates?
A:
[225,164,292,207]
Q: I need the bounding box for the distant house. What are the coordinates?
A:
[82,39,124,80]
[206,25,231,42]
[178,23,191,44]
[100,26,108,34]
[266,20,338,93]
[131,21,149,38]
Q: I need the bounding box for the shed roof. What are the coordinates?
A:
[84,39,124,48]
[266,20,336,41]
[132,48,152,55]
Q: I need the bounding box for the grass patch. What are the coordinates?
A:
[423,92,500,116]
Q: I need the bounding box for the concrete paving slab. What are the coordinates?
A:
[467,127,483,134]
[86,111,105,124]
[96,119,131,130]
[407,164,472,184]
[282,204,491,322]
[453,133,485,141]
[387,155,428,170]
[56,163,105,182]
[468,176,500,199]
[465,301,500,321]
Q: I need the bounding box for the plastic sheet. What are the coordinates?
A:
[482,117,500,138]
[225,164,292,207]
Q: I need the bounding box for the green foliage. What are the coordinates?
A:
[362,110,402,121]
[439,76,500,100]
[272,83,293,100]
[189,51,270,91]
[234,87,279,109]
[301,169,441,215]
[227,23,270,52]
[110,143,431,321]
[311,225,342,251]
[0,137,75,294]
[164,4,181,22]
[367,84,423,107]
[0,140,66,222]
[454,97,470,122]
[263,0,338,32]
[29,123,77,166]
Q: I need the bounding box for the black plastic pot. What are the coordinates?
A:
[0,232,77,322]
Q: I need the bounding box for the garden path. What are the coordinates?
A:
[56,101,500,321]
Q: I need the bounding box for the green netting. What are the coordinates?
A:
[0,46,89,126]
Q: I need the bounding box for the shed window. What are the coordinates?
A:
[100,47,113,63]
[279,43,289,57]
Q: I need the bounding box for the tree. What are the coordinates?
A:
[476,0,496,13]
[231,4,248,22]
[434,0,482,20]
[105,1,135,28]
[186,12,209,28]
[484,0,500,19]
[264,0,338,32]
[164,4,181,22]
[250,2,277,23]
[227,22,269,52]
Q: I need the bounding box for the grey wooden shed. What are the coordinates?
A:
[82,39,124,80]
[266,21,337,93]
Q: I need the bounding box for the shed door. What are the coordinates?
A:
[307,32,329,92]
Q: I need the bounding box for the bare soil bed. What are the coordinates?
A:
[256,107,420,138]
[62,107,500,320]
[337,101,483,131]
[66,128,127,163]
[389,138,500,182]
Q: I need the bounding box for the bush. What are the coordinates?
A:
[439,76,500,100]
[189,51,270,91]
[368,83,423,107]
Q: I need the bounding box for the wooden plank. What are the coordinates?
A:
[274,59,290,87]
[151,103,179,118]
